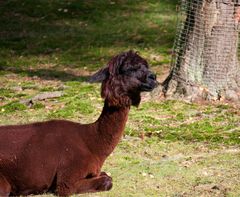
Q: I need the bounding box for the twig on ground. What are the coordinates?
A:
[20,91,64,106]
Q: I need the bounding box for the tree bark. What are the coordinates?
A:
[163,0,240,102]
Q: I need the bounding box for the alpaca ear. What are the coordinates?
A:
[88,67,109,83]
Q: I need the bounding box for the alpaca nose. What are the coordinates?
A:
[148,73,157,80]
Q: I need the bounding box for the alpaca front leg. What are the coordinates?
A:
[57,172,112,196]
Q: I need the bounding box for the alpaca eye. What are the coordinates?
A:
[129,65,142,72]
[120,67,136,74]
[129,68,138,72]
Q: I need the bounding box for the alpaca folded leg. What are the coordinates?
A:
[57,172,112,196]
[0,175,11,197]
[75,172,112,193]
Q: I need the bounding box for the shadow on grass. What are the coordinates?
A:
[1,66,89,82]
[0,0,178,72]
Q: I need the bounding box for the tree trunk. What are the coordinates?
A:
[163,0,240,102]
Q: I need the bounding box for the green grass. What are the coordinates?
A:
[0,0,240,196]
[0,0,177,72]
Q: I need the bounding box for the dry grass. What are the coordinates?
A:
[0,0,240,196]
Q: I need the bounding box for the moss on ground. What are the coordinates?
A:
[0,0,240,196]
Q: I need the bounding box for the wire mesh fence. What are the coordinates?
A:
[170,0,240,96]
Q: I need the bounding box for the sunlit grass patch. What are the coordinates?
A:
[0,101,27,113]
[126,100,240,145]
[0,88,15,99]
[0,0,240,196]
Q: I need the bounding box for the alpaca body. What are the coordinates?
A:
[0,102,129,195]
[0,51,158,196]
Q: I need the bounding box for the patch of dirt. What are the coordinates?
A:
[194,184,228,197]
[142,147,240,165]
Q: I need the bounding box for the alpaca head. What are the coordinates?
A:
[89,51,158,107]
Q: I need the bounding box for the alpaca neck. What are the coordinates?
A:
[95,100,130,157]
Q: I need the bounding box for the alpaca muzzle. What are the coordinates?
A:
[140,72,159,91]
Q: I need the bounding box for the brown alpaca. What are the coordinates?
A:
[0,51,158,196]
